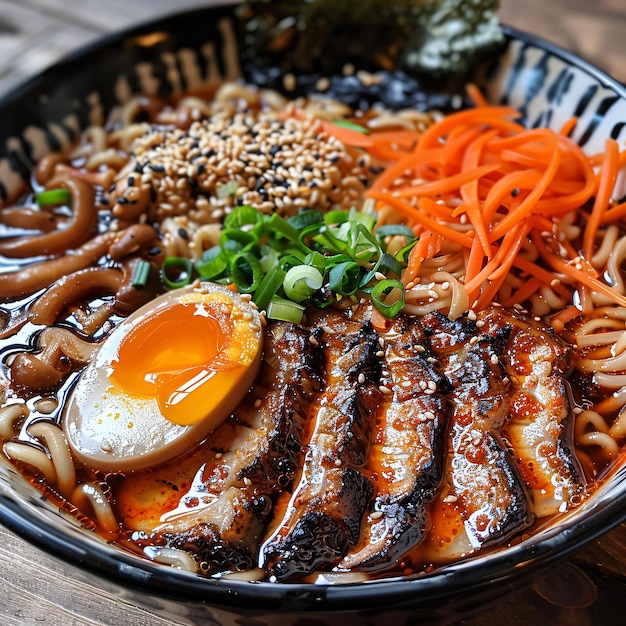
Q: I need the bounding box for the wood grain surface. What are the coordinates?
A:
[0,1,625,624]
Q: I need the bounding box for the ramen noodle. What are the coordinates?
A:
[0,77,625,581]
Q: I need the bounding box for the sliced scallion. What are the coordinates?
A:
[332,120,370,135]
[162,257,193,289]
[266,296,305,324]
[328,261,361,296]
[253,266,286,310]
[195,247,228,280]
[284,265,324,302]
[35,188,71,207]
[229,252,263,293]
[131,259,151,288]
[371,279,405,318]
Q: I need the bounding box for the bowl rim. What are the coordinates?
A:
[0,4,626,613]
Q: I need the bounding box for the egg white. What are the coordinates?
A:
[63,283,263,472]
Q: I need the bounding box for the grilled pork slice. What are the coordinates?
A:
[477,307,585,516]
[423,313,532,547]
[140,322,324,574]
[261,313,381,580]
[340,317,449,571]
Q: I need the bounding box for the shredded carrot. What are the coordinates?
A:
[582,138,620,260]
[466,83,490,108]
[359,93,626,315]
[550,305,583,333]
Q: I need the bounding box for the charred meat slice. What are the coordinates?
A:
[138,322,323,574]
[341,317,449,571]
[423,312,532,547]
[478,307,585,516]
[262,313,381,580]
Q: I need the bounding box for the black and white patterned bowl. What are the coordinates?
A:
[0,3,625,624]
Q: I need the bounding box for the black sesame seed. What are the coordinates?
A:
[512,188,520,197]
[116,197,130,205]
[269,145,281,157]
[148,164,166,173]
[148,246,162,256]
[128,175,135,187]
[177,227,189,240]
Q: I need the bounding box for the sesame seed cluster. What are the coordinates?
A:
[114,108,375,228]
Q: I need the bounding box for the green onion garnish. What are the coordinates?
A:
[332,120,370,135]
[371,279,405,318]
[35,188,71,207]
[157,204,414,320]
[284,265,324,302]
[162,257,193,289]
[266,296,306,324]
[131,259,151,288]
[230,252,263,293]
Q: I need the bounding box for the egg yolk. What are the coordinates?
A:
[108,302,240,427]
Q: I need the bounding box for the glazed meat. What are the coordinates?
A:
[129,305,586,579]
[422,312,532,546]
[261,313,381,580]
[340,316,449,571]
[477,307,586,516]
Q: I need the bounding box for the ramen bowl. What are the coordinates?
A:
[0,3,625,624]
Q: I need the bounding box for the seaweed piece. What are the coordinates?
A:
[237,0,504,84]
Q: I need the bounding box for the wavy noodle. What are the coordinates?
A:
[145,547,199,572]
[0,403,27,439]
[72,483,119,534]
[3,441,57,484]
[27,421,76,498]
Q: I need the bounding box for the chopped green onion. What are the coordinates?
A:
[35,188,71,207]
[328,261,361,296]
[253,266,286,310]
[131,259,151,288]
[267,296,305,324]
[162,257,193,289]
[332,120,370,135]
[223,205,263,229]
[284,265,324,302]
[229,252,263,293]
[371,279,405,318]
[195,247,228,280]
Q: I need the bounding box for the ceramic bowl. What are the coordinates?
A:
[0,3,625,624]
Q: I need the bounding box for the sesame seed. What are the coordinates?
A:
[490,354,499,365]
[369,510,384,521]
[243,477,252,486]
[379,385,392,395]
[358,373,366,384]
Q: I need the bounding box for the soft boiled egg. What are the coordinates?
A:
[62,282,264,472]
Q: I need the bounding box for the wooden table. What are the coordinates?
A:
[0,1,625,624]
